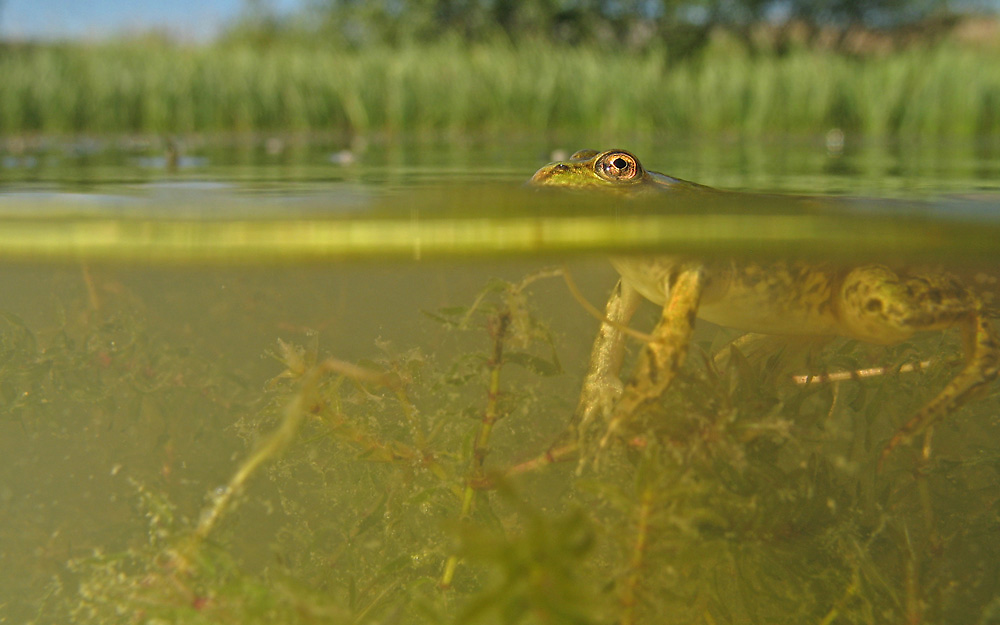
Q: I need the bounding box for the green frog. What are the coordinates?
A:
[530,148,1000,464]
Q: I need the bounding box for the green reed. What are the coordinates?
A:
[1,39,999,136]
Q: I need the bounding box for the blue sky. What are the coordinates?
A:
[3,0,998,40]
[1,0,304,41]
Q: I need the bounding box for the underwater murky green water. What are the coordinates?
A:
[2,135,1000,624]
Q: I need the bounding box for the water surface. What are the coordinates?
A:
[2,135,999,625]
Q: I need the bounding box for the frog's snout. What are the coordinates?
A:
[528,163,567,185]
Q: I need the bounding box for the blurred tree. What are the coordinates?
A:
[257,0,985,53]
[792,0,935,26]
[787,0,962,53]
[227,0,289,46]
[305,0,716,52]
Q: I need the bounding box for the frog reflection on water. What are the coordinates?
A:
[530,149,1000,462]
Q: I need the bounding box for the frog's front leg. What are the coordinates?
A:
[837,266,1000,462]
[599,265,706,449]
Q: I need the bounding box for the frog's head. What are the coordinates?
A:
[530,149,710,194]
[529,149,652,191]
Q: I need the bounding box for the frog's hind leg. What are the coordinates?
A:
[599,265,705,449]
[838,266,1000,463]
[881,311,1000,464]
[570,279,643,445]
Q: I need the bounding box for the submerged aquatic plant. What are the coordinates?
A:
[4,266,999,624]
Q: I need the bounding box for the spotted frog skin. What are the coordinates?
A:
[530,149,1000,462]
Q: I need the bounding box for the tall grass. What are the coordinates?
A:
[1,39,998,136]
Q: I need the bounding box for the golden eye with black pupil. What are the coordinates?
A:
[595,151,640,182]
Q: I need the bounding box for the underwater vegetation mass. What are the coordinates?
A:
[1,266,999,624]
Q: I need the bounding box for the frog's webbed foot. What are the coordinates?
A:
[575,364,625,444]
[838,266,1000,464]
[595,266,705,454]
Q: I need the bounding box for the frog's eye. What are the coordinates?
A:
[595,151,641,182]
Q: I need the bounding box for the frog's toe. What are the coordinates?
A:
[576,375,623,425]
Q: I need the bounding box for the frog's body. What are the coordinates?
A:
[530,149,1000,462]
[614,258,851,337]
[613,257,981,344]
